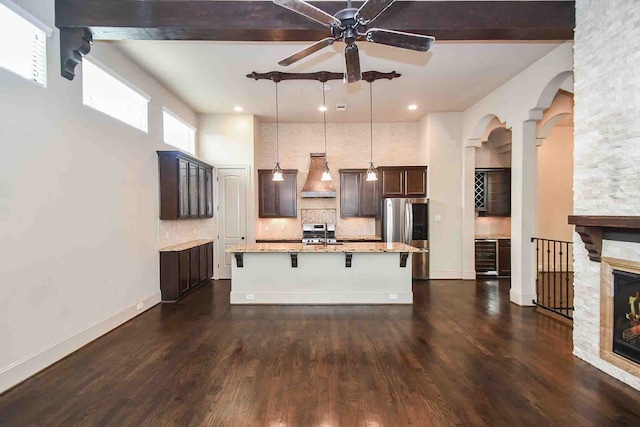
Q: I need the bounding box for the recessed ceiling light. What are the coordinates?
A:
[408,104,418,111]
[319,105,328,112]
[233,106,243,112]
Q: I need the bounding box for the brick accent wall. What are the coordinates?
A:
[573,0,640,390]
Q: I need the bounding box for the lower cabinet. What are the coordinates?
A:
[475,238,511,277]
[160,241,214,301]
[498,239,511,277]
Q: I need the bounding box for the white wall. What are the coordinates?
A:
[424,113,464,279]
[198,114,257,246]
[461,42,574,302]
[0,0,197,393]
[536,125,574,242]
[572,0,640,391]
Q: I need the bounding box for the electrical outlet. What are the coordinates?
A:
[246,294,255,300]
[264,224,269,231]
[136,302,144,310]
[389,294,398,300]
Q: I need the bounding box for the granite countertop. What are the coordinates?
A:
[256,236,383,242]
[160,239,215,252]
[475,235,511,240]
[226,242,419,253]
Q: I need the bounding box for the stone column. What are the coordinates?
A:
[510,120,538,306]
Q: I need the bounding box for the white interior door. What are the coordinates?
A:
[217,167,248,279]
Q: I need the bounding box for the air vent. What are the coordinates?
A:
[336,103,347,111]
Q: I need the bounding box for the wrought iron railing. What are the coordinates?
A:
[531,238,574,320]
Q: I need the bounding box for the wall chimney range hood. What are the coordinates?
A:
[301,153,336,198]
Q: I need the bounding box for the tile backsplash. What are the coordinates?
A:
[159,218,215,249]
[301,209,337,225]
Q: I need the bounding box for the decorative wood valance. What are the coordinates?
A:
[246,71,401,83]
[568,216,640,262]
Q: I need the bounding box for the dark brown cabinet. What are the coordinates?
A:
[498,239,511,277]
[339,169,380,218]
[258,169,298,218]
[378,166,427,198]
[475,168,511,217]
[160,241,214,302]
[158,151,214,220]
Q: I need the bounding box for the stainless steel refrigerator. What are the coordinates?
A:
[376,198,429,280]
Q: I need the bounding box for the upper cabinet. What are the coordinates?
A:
[158,151,215,220]
[339,169,380,218]
[378,166,428,198]
[258,169,298,218]
[475,168,511,217]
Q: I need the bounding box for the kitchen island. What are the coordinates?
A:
[226,242,418,304]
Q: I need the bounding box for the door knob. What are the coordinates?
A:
[241,237,245,240]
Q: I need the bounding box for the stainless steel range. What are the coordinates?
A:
[302,223,337,244]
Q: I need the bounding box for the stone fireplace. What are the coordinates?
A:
[600,257,640,377]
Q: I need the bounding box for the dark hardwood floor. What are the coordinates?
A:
[1,279,639,426]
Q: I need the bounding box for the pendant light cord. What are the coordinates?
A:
[369,81,373,163]
[275,81,279,163]
[322,81,327,156]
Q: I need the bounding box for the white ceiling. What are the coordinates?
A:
[113,40,562,122]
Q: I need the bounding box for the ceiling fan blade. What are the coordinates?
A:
[355,0,396,25]
[366,28,435,52]
[273,0,341,28]
[344,44,362,83]
[278,37,335,66]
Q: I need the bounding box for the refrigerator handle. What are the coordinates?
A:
[405,202,413,244]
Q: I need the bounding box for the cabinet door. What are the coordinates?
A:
[498,239,511,276]
[277,171,297,218]
[178,251,190,294]
[380,168,405,198]
[198,166,207,217]
[405,168,427,197]
[340,172,360,217]
[188,162,199,217]
[258,171,278,218]
[199,244,208,282]
[205,168,214,217]
[189,247,200,286]
[206,243,214,279]
[360,173,380,217]
[486,170,511,216]
[178,158,190,218]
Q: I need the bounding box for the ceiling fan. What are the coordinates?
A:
[273,0,435,83]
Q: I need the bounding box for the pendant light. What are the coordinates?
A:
[272,81,284,182]
[320,81,332,182]
[366,81,378,181]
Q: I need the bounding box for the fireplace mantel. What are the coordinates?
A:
[569,216,640,262]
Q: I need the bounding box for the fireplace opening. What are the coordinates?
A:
[613,270,640,365]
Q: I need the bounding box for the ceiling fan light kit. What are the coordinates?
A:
[273,0,436,83]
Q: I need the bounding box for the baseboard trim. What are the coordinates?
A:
[0,292,161,394]
[462,271,476,280]
[509,290,537,307]
[429,271,463,280]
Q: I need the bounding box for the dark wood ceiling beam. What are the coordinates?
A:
[56,1,575,42]
[55,0,574,80]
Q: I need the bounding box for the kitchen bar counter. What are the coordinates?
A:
[227,242,415,305]
[227,242,417,253]
[255,236,383,243]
